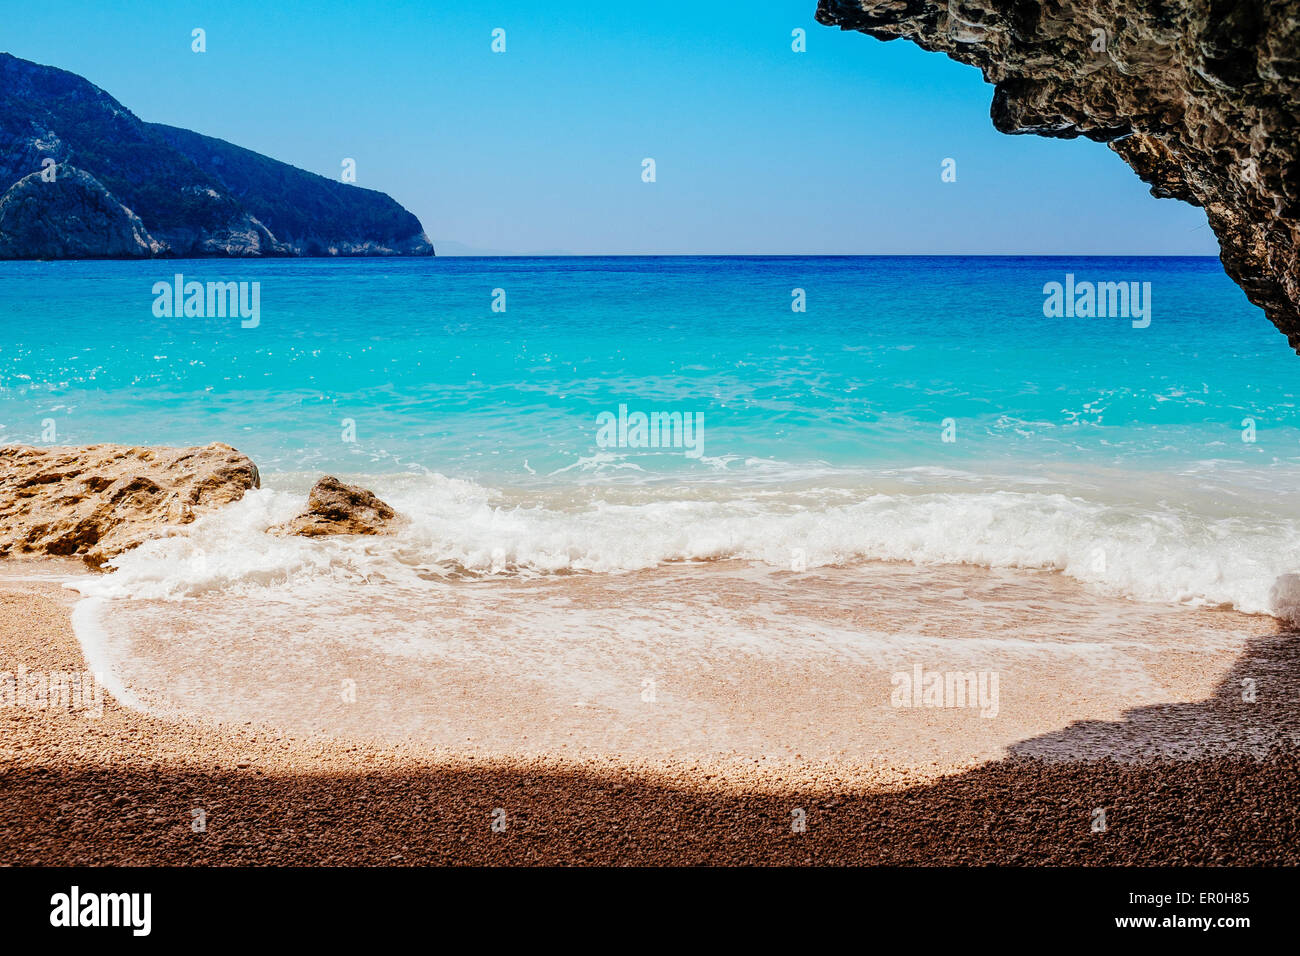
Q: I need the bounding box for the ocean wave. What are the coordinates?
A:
[68,470,1300,618]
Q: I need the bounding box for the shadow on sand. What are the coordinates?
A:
[3,625,1297,865]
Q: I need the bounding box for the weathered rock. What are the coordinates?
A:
[273,476,398,537]
[816,0,1300,351]
[0,165,162,259]
[0,443,260,567]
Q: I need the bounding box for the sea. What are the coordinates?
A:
[3,255,1298,760]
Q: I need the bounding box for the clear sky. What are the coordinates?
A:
[4,0,1218,256]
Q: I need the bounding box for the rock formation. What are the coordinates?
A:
[0,53,434,259]
[0,443,259,567]
[272,476,398,537]
[0,165,163,259]
[816,0,1300,351]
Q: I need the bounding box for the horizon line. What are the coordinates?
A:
[429,251,1222,259]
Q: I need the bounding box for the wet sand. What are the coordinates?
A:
[2,564,1298,865]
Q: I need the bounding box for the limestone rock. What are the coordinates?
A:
[0,165,161,259]
[817,0,1300,351]
[0,443,260,567]
[273,476,398,537]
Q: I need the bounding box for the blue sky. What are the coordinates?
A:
[4,0,1218,255]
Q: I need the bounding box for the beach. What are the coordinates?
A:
[3,255,1300,866]
[0,0,1297,917]
[4,559,1297,866]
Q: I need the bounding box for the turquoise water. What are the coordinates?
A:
[2,256,1297,478]
[6,256,1300,616]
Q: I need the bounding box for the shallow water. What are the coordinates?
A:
[3,255,1298,476]
[68,559,1297,768]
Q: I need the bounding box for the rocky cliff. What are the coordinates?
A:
[816,0,1300,351]
[0,53,433,259]
[0,165,162,259]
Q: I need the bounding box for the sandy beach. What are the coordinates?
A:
[3,560,1297,866]
[2,0,1300,898]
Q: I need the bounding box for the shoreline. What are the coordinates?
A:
[2,561,1297,865]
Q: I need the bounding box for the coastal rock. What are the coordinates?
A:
[273,476,398,537]
[0,165,162,259]
[0,443,260,567]
[0,53,434,259]
[816,0,1300,351]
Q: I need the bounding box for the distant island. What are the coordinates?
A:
[0,53,434,259]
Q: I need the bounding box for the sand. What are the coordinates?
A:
[1,563,1298,865]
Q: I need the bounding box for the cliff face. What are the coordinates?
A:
[816,0,1300,351]
[0,165,162,259]
[0,53,434,259]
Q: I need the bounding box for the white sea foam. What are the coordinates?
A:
[69,469,1300,618]
[69,597,149,713]
[1267,573,1300,625]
